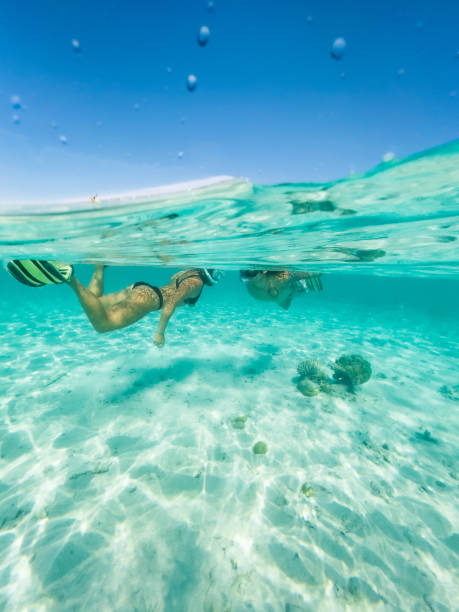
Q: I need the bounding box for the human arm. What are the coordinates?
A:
[153,278,201,347]
[153,303,176,347]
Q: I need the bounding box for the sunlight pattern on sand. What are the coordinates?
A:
[0,278,458,610]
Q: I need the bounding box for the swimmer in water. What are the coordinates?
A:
[239,269,322,309]
[5,260,223,347]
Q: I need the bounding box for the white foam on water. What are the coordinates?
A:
[0,175,247,214]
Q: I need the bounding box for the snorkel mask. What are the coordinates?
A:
[201,268,225,285]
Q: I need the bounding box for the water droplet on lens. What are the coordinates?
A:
[339,72,345,79]
[12,114,20,125]
[71,39,81,52]
[383,152,395,162]
[450,90,457,97]
[59,135,68,145]
[397,67,405,76]
[96,120,103,127]
[10,95,21,110]
[133,103,140,110]
[50,121,57,129]
[331,37,346,60]
[198,26,210,46]
[186,74,197,91]
[166,66,173,73]
[307,16,313,24]
[207,1,214,11]
[177,151,184,158]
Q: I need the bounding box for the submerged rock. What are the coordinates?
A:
[297,378,320,397]
[253,441,268,455]
[332,354,372,390]
[301,483,314,497]
[231,416,247,430]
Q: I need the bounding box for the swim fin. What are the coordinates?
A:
[5,260,73,287]
[304,273,323,292]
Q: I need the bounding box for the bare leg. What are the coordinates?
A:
[87,264,132,307]
[67,275,159,332]
[88,264,106,297]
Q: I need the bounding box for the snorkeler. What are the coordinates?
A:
[239,269,322,310]
[5,260,223,347]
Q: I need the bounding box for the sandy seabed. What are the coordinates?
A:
[0,293,458,611]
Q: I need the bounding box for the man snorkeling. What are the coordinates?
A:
[240,269,323,309]
[6,260,223,347]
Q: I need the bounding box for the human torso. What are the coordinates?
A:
[162,269,204,307]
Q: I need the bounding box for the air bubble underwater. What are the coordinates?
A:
[330,37,346,60]
[198,26,210,46]
[71,39,81,53]
[10,95,21,110]
[187,74,198,91]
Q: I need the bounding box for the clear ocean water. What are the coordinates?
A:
[0,142,458,611]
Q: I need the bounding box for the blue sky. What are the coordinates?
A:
[0,0,458,200]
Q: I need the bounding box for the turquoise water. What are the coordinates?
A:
[0,143,458,610]
[1,140,458,275]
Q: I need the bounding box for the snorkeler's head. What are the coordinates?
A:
[245,274,293,309]
[239,270,259,283]
[201,268,225,285]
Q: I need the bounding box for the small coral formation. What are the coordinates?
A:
[296,358,331,396]
[414,429,439,444]
[301,483,314,497]
[319,381,332,394]
[439,385,459,401]
[253,441,268,455]
[297,378,320,397]
[332,354,372,390]
[231,416,247,430]
[297,359,327,382]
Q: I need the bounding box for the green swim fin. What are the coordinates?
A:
[6,260,73,287]
[305,274,323,292]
